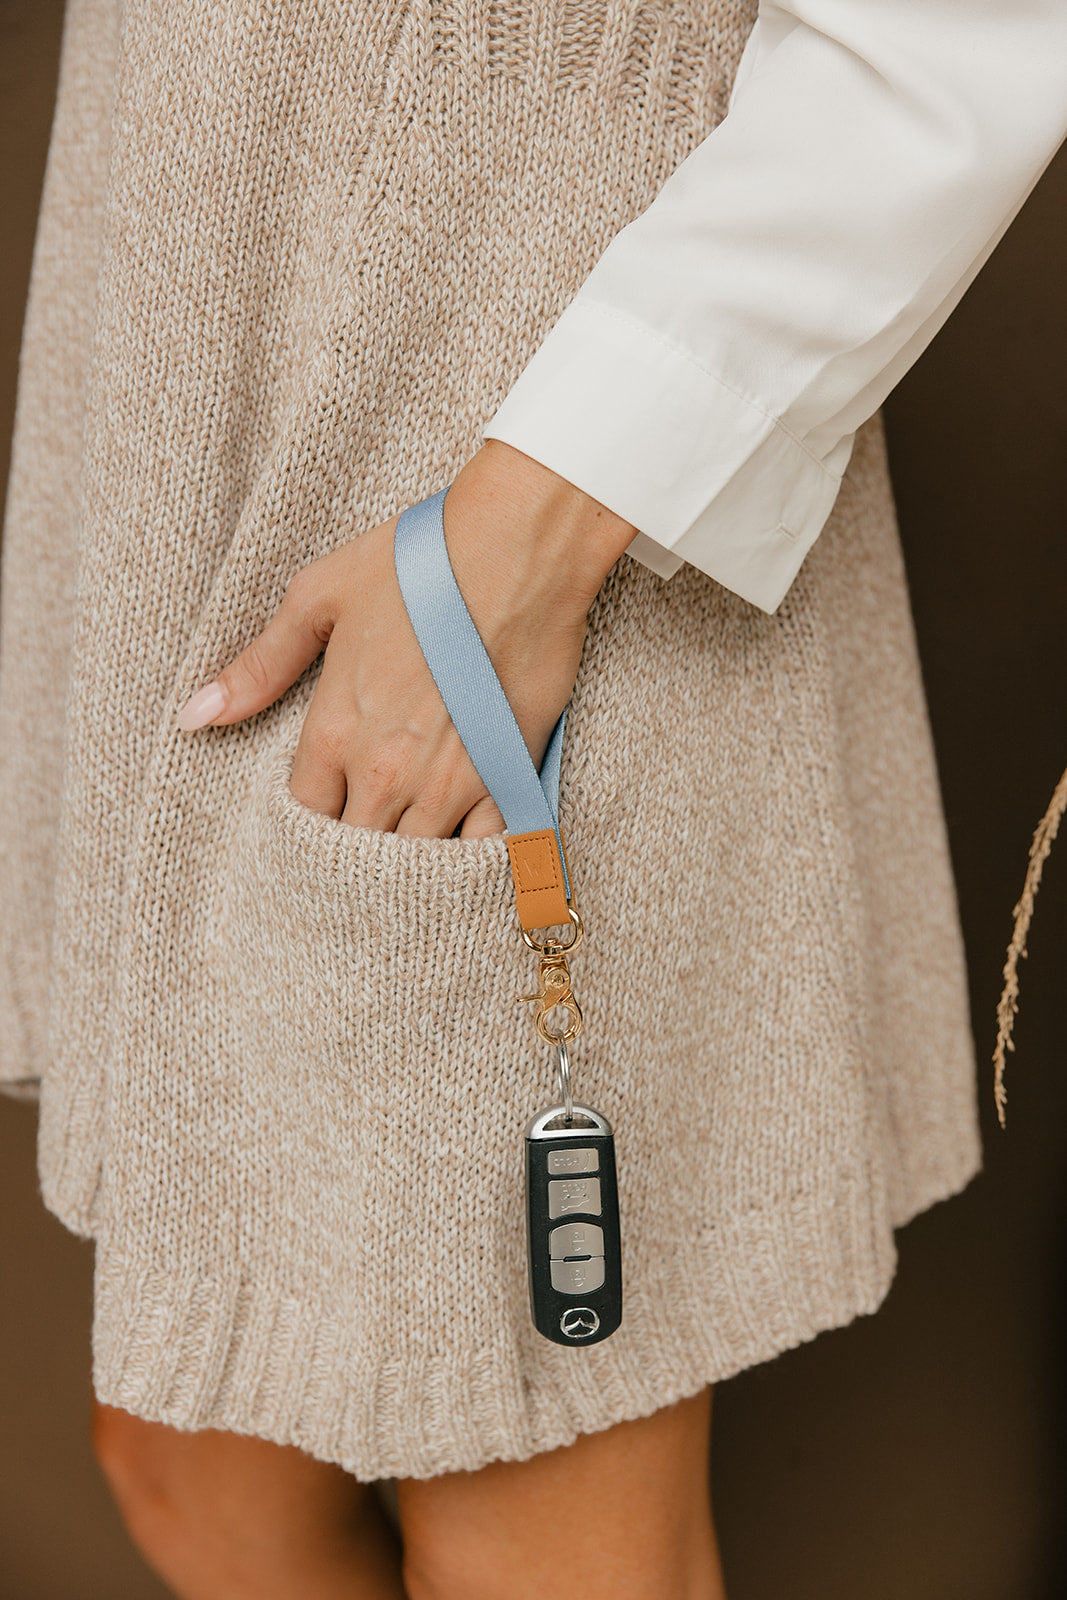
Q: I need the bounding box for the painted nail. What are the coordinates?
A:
[177,680,226,730]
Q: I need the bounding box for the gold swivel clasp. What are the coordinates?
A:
[518,934,584,1046]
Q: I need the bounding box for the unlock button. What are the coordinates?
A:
[550,1257,606,1295]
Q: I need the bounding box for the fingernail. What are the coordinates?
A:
[177,680,226,730]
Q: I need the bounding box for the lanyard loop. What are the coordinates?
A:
[393,487,576,933]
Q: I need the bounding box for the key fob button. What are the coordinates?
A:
[548,1222,604,1259]
[550,1257,606,1295]
[547,1177,601,1218]
[546,1147,599,1175]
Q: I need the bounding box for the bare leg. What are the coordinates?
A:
[92,1401,407,1599]
[397,1386,725,1600]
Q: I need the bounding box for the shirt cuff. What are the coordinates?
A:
[482,296,853,615]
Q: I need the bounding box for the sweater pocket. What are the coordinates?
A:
[188,723,558,1309]
[227,730,523,1060]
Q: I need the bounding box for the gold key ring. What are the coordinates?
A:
[520,905,584,956]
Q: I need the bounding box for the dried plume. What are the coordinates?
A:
[994,764,1067,1127]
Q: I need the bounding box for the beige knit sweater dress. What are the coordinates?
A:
[0,0,980,1480]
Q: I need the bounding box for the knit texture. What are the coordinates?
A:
[0,0,980,1478]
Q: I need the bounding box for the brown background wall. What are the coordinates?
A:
[2,3,1066,1596]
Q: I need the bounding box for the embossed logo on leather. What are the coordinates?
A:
[507,828,570,930]
[510,832,558,891]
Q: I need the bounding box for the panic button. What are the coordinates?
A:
[546,1147,599,1175]
[547,1177,602,1218]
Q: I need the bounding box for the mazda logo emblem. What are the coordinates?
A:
[560,1307,600,1339]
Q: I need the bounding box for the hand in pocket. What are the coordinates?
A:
[175,441,636,840]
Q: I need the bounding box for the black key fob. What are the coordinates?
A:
[525,1104,622,1346]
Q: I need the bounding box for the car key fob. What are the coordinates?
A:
[525,1104,622,1345]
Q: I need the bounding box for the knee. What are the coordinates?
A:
[92,1399,162,1513]
[93,1401,288,1594]
[91,1398,386,1595]
[91,1400,187,1551]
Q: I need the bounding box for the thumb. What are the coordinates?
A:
[177,576,332,730]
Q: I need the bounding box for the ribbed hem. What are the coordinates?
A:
[92,1163,924,1482]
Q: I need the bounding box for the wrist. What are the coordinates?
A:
[442,440,638,622]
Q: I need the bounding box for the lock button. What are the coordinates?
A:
[548,1222,604,1258]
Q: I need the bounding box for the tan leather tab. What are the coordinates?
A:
[507,828,571,931]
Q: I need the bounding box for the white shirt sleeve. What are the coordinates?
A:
[481,0,1067,613]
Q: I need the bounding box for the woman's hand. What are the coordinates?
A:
[176,441,637,839]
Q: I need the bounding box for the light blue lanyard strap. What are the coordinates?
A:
[393,487,571,897]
